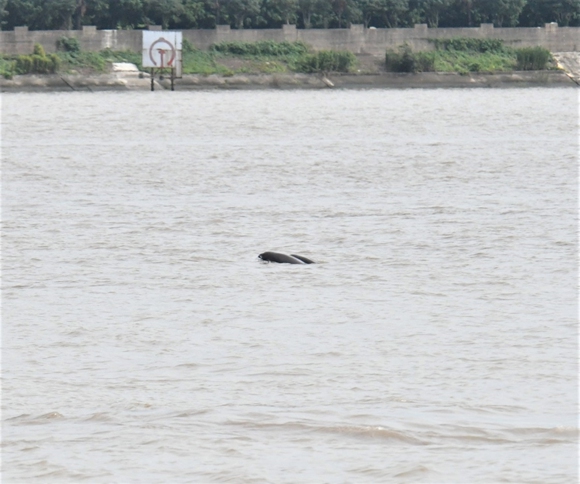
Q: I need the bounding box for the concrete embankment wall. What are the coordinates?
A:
[1,23,579,56]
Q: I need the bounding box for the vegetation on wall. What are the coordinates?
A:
[0,41,140,78]
[210,40,309,57]
[515,45,552,69]
[193,40,356,73]
[385,44,436,73]
[0,39,357,78]
[294,50,357,72]
[6,43,61,75]
[0,0,578,31]
[0,37,556,79]
[385,38,554,73]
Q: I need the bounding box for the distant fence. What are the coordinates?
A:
[1,23,578,56]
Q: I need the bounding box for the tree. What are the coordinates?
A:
[103,0,146,29]
[310,0,333,27]
[179,0,207,27]
[518,0,543,25]
[545,0,580,26]
[355,0,382,27]
[45,0,77,28]
[373,0,409,27]
[475,0,526,26]
[438,0,473,26]
[2,0,578,29]
[261,0,297,26]
[144,0,184,28]
[414,0,452,27]
[1,0,37,30]
[330,0,361,27]
[223,0,260,28]
[298,0,332,29]
[3,0,77,29]
[331,0,347,26]
[203,0,222,26]
[73,0,85,29]
[0,0,8,28]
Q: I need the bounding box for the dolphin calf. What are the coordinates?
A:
[258,251,315,264]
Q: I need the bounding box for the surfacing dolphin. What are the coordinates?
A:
[258,251,315,264]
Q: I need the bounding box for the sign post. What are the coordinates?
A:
[142,31,182,91]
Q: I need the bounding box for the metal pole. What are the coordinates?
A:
[171,68,175,91]
[150,68,154,91]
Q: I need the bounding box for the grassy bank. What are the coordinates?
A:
[0,38,357,79]
[0,39,142,78]
[385,39,555,74]
[0,37,556,79]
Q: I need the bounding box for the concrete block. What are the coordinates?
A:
[282,24,297,41]
[112,62,139,72]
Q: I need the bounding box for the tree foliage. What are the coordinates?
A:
[1,0,578,30]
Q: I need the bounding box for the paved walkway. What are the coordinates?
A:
[553,52,580,84]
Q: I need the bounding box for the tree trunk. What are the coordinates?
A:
[74,0,86,30]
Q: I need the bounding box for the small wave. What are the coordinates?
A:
[4,413,32,422]
[415,423,580,445]
[35,412,64,420]
[163,409,212,419]
[6,412,66,426]
[504,425,579,443]
[225,420,426,444]
[83,412,115,422]
[318,424,426,444]
[174,362,201,369]
[393,464,432,478]
[33,468,104,481]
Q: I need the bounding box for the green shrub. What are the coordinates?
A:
[415,52,436,72]
[0,56,16,78]
[432,38,506,53]
[182,38,196,54]
[31,54,46,72]
[14,51,59,74]
[211,40,309,57]
[57,36,81,53]
[15,55,33,74]
[468,61,482,72]
[516,47,551,70]
[294,50,356,73]
[33,43,46,56]
[385,45,435,73]
[48,53,61,72]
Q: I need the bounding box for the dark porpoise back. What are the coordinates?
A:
[258,251,315,264]
[290,254,315,264]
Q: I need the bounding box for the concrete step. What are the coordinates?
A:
[552,52,580,85]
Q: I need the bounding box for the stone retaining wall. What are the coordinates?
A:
[1,23,578,56]
[1,70,575,92]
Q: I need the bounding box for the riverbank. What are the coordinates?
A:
[0,69,575,92]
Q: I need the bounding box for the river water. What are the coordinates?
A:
[2,88,578,483]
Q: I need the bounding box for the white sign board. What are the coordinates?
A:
[142,31,182,77]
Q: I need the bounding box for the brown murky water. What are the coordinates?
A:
[2,88,578,483]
